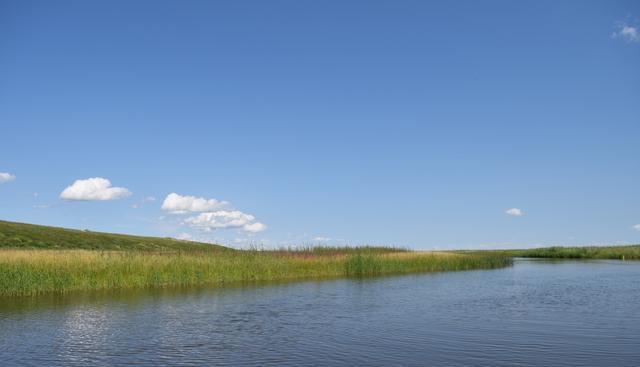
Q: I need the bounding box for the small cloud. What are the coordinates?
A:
[634,224,640,232]
[243,222,267,233]
[161,193,227,214]
[184,210,265,233]
[33,192,39,198]
[132,196,156,208]
[505,208,523,216]
[163,192,266,233]
[0,172,16,183]
[612,21,640,43]
[60,177,132,201]
[313,236,331,242]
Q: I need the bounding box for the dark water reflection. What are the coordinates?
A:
[1,259,639,366]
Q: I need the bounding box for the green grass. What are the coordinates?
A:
[0,220,229,251]
[268,245,410,257]
[513,245,640,260]
[0,249,512,296]
[0,221,640,296]
[2,220,638,298]
[343,252,511,276]
[3,220,638,298]
[458,244,640,260]
[0,220,513,296]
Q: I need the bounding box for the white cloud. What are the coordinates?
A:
[612,22,640,43]
[183,210,267,233]
[313,236,331,242]
[184,210,255,230]
[161,193,227,214]
[60,177,131,201]
[243,222,267,233]
[505,208,523,216]
[634,224,640,232]
[0,172,16,183]
[164,192,266,234]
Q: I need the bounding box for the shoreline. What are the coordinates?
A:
[0,249,512,297]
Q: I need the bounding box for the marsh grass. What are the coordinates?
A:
[0,220,512,296]
[0,249,512,297]
[514,245,640,260]
[459,245,640,260]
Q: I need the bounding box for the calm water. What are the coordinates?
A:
[1,259,639,366]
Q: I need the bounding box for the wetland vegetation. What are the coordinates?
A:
[1,220,637,297]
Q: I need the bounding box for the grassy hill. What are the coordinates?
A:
[0,220,230,252]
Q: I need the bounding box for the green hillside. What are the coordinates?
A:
[0,220,230,252]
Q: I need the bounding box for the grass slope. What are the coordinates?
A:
[0,220,229,252]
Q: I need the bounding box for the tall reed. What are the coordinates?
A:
[0,249,512,297]
[459,245,640,260]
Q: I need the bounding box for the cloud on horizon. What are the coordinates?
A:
[162,192,266,234]
[60,177,132,201]
[161,192,227,214]
[184,210,266,233]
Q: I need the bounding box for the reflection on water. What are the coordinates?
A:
[1,260,639,366]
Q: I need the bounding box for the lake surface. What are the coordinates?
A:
[1,259,639,366]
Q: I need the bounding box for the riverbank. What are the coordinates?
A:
[5,258,638,366]
[0,249,511,296]
[5,220,637,297]
[459,244,640,260]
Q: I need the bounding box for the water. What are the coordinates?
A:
[1,259,639,366]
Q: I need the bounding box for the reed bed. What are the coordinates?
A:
[459,245,640,260]
[513,245,640,260]
[0,249,512,297]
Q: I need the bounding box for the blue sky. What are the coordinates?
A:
[1,0,639,249]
